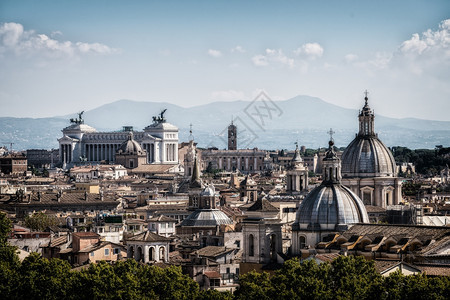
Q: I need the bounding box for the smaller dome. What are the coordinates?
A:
[201,184,216,197]
[180,209,233,227]
[117,132,145,155]
[293,184,369,231]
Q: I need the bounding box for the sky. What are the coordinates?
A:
[1,0,450,121]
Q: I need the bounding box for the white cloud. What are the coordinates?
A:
[0,22,119,58]
[344,53,359,63]
[294,42,324,59]
[231,45,245,53]
[211,90,245,101]
[207,49,222,58]
[252,49,294,68]
[251,54,268,66]
[399,19,450,57]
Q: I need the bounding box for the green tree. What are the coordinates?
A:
[0,212,20,298]
[25,212,58,231]
[197,289,234,300]
[17,253,74,300]
[234,271,273,300]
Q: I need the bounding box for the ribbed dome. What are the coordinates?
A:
[117,132,145,155]
[341,136,396,177]
[180,209,233,227]
[293,184,369,231]
[293,137,369,231]
[341,93,396,178]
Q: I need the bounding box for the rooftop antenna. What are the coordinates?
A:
[364,90,369,105]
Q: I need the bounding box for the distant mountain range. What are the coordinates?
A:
[1,95,449,151]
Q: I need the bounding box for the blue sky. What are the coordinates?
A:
[1,0,450,120]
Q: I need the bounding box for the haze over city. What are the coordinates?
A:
[1,0,450,121]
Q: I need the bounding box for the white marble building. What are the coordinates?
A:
[58,111,178,168]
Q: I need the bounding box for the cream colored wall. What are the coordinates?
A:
[90,244,126,262]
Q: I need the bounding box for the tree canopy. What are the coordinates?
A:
[1,211,449,299]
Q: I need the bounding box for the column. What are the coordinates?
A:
[155,246,160,262]
[144,246,149,263]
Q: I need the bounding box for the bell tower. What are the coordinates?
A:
[228,120,237,150]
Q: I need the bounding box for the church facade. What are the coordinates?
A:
[57,111,179,168]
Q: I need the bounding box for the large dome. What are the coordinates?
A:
[341,136,396,177]
[117,132,145,155]
[293,138,369,232]
[293,184,369,231]
[341,94,396,178]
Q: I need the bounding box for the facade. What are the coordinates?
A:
[57,111,178,168]
[0,154,27,175]
[201,148,267,174]
[291,138,369,255]
[341,94,402,207]
[26,149,59,168]
[126,231,170,263]
[148,215,177,237]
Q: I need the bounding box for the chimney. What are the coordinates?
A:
[84,191,88,201]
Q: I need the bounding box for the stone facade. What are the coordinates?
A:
[58,112,178,168]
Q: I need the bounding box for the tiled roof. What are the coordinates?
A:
[78,241,125,253]
[20,192,118,205]
[247,199,278,212]
[204,271,221,279]
[148,215,177,222]
[345,224,450,242]
[127,231,171,242]
[194,246,234,258]
[314,253,340,262]
[373,260,401,273]
[129,164,174,174]
[46,235,68,248]
[417,264,450,276]
[73,232,100,238]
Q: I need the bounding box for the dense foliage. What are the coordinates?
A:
[1,213,449,299]
[24,211,59,231]
[236,256,450,300]
[392,146,450,176]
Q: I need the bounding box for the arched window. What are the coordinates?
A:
[299,236,306,249]
[159,247,165,262]
[249,234,254,257]
[149,247,155,261]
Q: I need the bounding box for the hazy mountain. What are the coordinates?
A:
[2,96,450,151]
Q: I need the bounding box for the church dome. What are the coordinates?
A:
[341,93,396,178]
[293,184,369,231]
[293,138,369,231]
[341,136,396,177]
[117,132,145,155]
[180,209,233,227]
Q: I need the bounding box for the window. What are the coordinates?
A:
[299,236,306,249]
[105,248,110,256]
[91,252,95,257]
[236,240,241,248]
[249,234,254,257]
[226,267,230,274]
[113,248,120,254]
